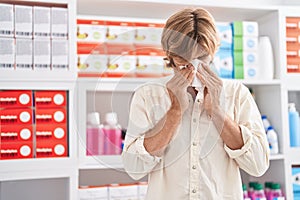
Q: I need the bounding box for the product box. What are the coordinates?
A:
[244,65,259,79]
[234,65,244,79]
[0,37,15,70]
[0,90,32,108]
[34,90,67,108]
[108,184,138,200]
[33,38,51,70]
[287,57,300,72]
[213,49,233,79]
[0,3,14,37]
[15,5,33,38]
[286,17,300,29]
[232,21,259,37]
[105,21,135,44]
[138,182,148,200]
[15,38,33,70]
[0,142,33,160]
[51,39,69,70]
[51,7,68,38]
[0,108,33,125]
[0,124,33,143]
[135,55,164,77]
[33,6,51,38]
[133,22,164,47]
[35,140,68,158]
[35,108,67,124]
[216,22,233,50]
[77,54,108,74]
[77,19,106,43]
[35,124,67,142]
[292,167,300,197]
[79,186,109,200]
[106,54,136,77]
[286,43,300,57]
[233,51,258,66]
[233,36,258,51]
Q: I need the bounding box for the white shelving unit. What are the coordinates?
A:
[0,0,78,199]
[76,0,300,199]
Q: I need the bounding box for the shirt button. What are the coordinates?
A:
[197,99,201,103]
[192,165,196,169]
[193,118,197,123]
[192,142,197,146]
[192,189,196,193]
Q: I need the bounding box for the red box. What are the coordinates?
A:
[0,125,33,143]
[35,123,67,142]
[0,142,33,160]
[35,108,67,124]
[286,43,300,57]
[34,91,67,108]
[0,108,33,125]
[35,140,68,158]
[286,17,300,30]
[0,90,32,108]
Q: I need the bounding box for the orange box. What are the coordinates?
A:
[286,30,300,43]
[0,90,32,108]
[0,124,33,143]
[0,142,33,160]
[35,123,67,141]
[34,90,67,108]
[35,108,67,124]
[286,43,300,57]
[286,17,300,29]
[77,42,107,54]
[287,57,300,72]
[35,140,68,158]
[0,108,33,125]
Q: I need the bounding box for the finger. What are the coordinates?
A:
[201,63,221,81]
[196,71,207,86]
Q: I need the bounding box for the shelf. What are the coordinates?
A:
[238,79,281,86]
[0,158,77,181]
[77,0,279,21]
[0,0,70,6]
[270,154,285,160]
[287,148,300,164]
[79,155,123,170]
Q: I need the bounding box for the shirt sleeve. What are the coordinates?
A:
[224,83,270,177]
[121,87,162,180]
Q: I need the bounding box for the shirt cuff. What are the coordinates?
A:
[224,125,253,159]
[135,135,162,163]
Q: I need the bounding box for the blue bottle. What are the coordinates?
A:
[289,103,300,147]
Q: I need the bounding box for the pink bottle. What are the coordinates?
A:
[252,183,266,200]
[243,184,251,200]
[86,112,105,156]
[103,112,122,155]
[268,183,284,200]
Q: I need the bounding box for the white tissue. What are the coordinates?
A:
[191,59,202,88]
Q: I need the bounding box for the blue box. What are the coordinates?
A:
[213,49,233,79]
[293,167,300,192]
[216,22,232,50]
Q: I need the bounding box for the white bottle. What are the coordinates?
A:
[258,36,274,80]
[266,126,279,154]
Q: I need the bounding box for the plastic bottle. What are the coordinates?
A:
[261,115,271,132]
[243,184,251,200]
[103,112,122,155]
[268,183,285,200]
[258,36,274,80]
[266,126,279,154]
[86,112,105,156]
[264,182,273,198]
[252,183,266,200]
[248,182,258,198]
[288,103,300,147]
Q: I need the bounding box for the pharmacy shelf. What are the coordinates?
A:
[0,158,77,181]
[287,148,300,164]
[270,154,285,160]
[79,155,123,170]
[0,0,70,5]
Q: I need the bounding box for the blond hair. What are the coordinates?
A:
[161,8,220,62]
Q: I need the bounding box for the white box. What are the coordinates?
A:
[244,65,259,79]
[33,38,51,70]
[107,54,136,75]
[16,38,33,70]
[243,51,258,65]
[216,22,233,50]
[51,39,68,70]
[33,6,51,38]
[214,50,233,79]
[242,21,259,36]
[136,55,164,77]
[15,5,33,38]
[51,7,68,38]
[109,184,138,200]
[138,182,148,200]
[134,22,163,46]
[105,21,135,44]
[77,19,106,43]
[77,54,107,73]
[79,186,108,200]
[0,3,14,37]
[0,38,15,70]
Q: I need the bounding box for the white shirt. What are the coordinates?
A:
[122,76,270,200]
